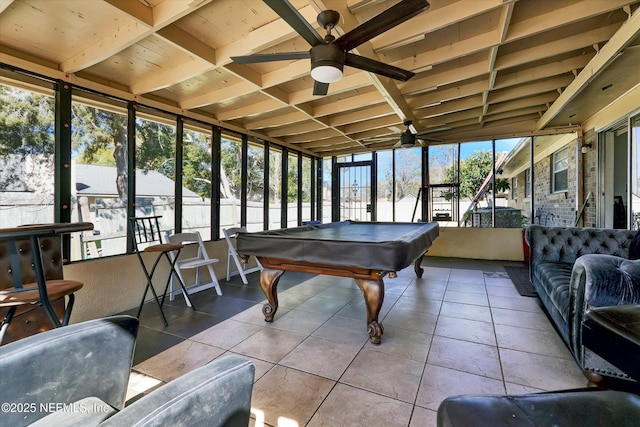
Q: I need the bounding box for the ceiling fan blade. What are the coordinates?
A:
[263,0,324,46]
[335,0,430,51]
[231,51,310,64]
[418,137,443,143]
[313,81,329,96]
[345,53,415,81]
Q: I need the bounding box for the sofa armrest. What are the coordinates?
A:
[0,315,138,427]
[569,254,640,355]
[101,355,255,427]
[573,254,640,307]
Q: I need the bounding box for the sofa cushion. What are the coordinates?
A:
[534,262,574,324]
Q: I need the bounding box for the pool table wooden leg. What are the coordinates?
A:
[259,268,285,322]
[355,278,385,345]
[414,252,426,278]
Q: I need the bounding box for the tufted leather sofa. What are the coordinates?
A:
[525,225,640,380]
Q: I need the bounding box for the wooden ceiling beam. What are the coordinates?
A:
[216,98,284,121]
[539,6,640,129]
[400,60,490,96]
[245,110,309,130]
[371,0,508,52]
[62,0,213,73]
[495,23,620,71]
[326,103,393,127]
[505,0,635,43]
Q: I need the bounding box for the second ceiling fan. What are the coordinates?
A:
[363,120,442,149]
[231,0,431,96]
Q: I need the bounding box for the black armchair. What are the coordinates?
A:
[0,315,255,426]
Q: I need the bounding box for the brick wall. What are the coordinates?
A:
[531,144,577,226]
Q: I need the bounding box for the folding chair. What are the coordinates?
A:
[168,231,222,306]
[128,216,195,326]
[223,227,262,285]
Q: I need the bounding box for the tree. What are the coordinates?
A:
[72,103,129,197]
[0,85,54,156]
[182,132,212,199]
[444,150,509,202]
[380,149,421,200]
[0,84,55,192]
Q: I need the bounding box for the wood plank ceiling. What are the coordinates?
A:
[1,0,639,158]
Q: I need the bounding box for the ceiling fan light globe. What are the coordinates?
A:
[311,65,343,83]
[400,132,416,148]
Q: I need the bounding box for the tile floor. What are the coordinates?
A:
[123,258,587,427]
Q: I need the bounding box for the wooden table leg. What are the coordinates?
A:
[355,278,385,344]
[259,268,285,322]
[414,251,426,278]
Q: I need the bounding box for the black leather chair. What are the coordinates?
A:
[437,389,640,427]
[0,315,255,426]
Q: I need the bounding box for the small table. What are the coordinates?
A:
[237,221,439,344]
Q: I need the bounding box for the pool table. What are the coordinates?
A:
[236,221,439,344]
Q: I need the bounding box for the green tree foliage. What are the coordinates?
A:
[221,138,241,199]
[182,130,213,199]
[444,150,509,202]
[0,84,55,191]
[0,84,288,202]
[72,103,126,166]
[0,84,54,156]
[287,154,298,203]
[135,118,177,179]
[246,145,265,201]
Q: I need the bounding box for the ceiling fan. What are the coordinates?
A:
[395,120,443,148]
[230,0,431,96]
[363,120,442,149]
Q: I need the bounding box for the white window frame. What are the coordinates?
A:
[552,146,568,193]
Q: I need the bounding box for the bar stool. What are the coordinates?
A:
[0,222,93,344]
[128,216,196,326]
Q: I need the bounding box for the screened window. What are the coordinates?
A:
[181,123,212,239]
[269,147,282,229]
[322,158,332,223]
[71,96,128,257]
[301,156,311,223]
[552,146,568,193]
[394,147,421,222]
[246,141,265,231]
[376,150,393,221]
[511,177,518,200]
[524,168,531,198]
[219,133,242,234]
[0,83,55,228]
[134,109,177,238]
[287,152,298,227]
